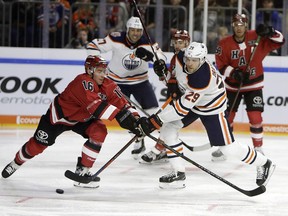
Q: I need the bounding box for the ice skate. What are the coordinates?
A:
[256,159,275,186]
[140,150,167,164]
[131,139,146,159]
[1,160,20,178]
[211,148,227,162]
[73,157,100,188]
[159,171,186,189]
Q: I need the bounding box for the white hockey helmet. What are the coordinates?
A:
[184,42,207,65]
[126,16,143,32]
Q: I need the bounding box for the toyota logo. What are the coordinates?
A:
[37,130,48,140]
[253,96,262,104]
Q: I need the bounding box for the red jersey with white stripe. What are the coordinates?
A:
[215,30,284,92]
[158,52,227,122]
[50,73,136,125]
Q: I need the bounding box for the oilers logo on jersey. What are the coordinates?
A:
[122,53,142,70]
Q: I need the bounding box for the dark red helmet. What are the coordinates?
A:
[85,55,108,75]
[232,14,248,26]
[172,30,191,43]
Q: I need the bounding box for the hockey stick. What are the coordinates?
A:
[65,98,173,184]
[146,134,266,197]
[130,0,168,83]
[229,36,261,116]
[123,94,212,152]
[64,136,138,184]
[130,0,159,61]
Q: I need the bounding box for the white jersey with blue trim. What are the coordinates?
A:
[86,31,166,85]
[158,52,227,122]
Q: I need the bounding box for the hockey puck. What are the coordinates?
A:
[56,189,64,194]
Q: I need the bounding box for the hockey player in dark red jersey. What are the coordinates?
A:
[140,30,191,163]
[1,55,143,188]
[86,16,167,159]
[212,14,285,161]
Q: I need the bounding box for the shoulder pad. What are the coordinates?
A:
[187,63,210,90]
[109,32,126,42]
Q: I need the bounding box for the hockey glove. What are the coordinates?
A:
[153,59,168,78]
[167,77,183,100]
[135,47,154,62]
[231,68,244,82]
[115,109,143,137]
[137,114,163,136]
[256,24,276,37]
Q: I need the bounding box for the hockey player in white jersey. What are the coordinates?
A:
[137,42,275,189]
[86,16,166,158]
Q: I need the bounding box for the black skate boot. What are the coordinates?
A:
[159,171,186,189]
[140,150,167,163]
[1,160,21,178]
[131,139,145,159]
[256,159,276,186]
[73,157,100,188]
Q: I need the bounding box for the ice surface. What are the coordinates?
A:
[0,129,287,216]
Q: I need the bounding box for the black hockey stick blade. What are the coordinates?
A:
[241,185,266,197]
[64,136,138,184]
[64,170,94,184]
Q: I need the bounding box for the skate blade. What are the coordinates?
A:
[263,164,276,186]
[139,158,169,164]
[159,180,186,189]
[73,182,100,189]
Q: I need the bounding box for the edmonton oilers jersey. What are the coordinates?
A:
[86,31,166,85]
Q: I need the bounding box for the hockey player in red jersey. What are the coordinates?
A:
[211,14,285,161]
[137,42,275,189]
[1,55,142,188]
[86,16,167,159]
[140,30,191,163]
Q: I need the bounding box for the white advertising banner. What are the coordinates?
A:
[0,47,287,132]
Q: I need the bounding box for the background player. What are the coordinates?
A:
[137,42,275,189]
[1,55,142,188]
[86,16,167,159]
[212,14,285,161]
[140,29,191,163]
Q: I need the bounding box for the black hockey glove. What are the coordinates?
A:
[167,77,183,100]
[153,59,168,78]
[137,114,163,136]
[135,47,154,62]
[256,24,276,37]
[115,109,143,137]
[231,68,244,82]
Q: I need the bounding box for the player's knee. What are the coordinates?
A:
[86,121,108,143]
[247,111,263,125]
[160,122,182,145]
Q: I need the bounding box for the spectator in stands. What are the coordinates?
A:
[97,0,129,34]
[65,28,89,49]
[162,0,186,51]
[256,0,282,31]
[194,0,225,52]
[37,0,70,48]
[72,0,97,40]
[11,1,35,47]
